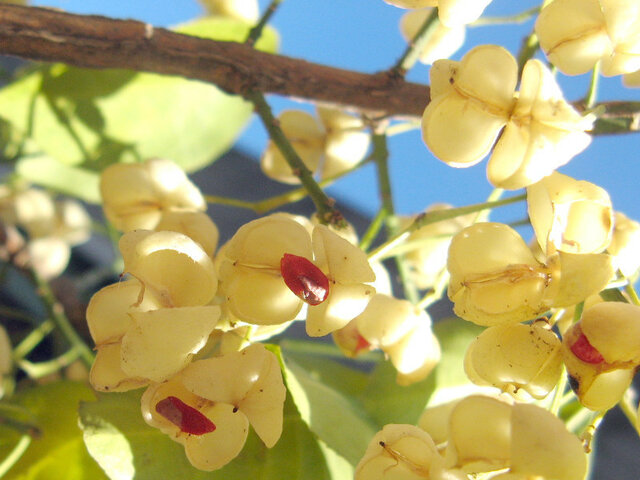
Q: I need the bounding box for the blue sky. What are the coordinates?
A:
[32,0,640,225]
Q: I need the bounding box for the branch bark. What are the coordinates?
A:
[0,4,428,117]
[0,4,638,134]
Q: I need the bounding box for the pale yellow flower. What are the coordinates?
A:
[535,0,640,76]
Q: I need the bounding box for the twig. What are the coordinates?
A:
[245,0,283,47]
[1,4,636,133]
[389,7,439,77]
[0,4,428,117]
[247,90,344,226]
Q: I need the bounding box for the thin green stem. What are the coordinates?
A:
[371,131,418,303]
[245,0,282,47]
[12,319,55,360]
[471,6,540,26]
[359,208,387,252]
[368,193,527,262]
[17,348,80,378]
[516,31,540,77]
[624,281,640,306]
[0,435,31,478]
[247,90,345,226]
[584,62,600,109]
[204,157,369,214]
[390,7,439,77]
[27,271,94,368]
[203,194,262,211]
[416,269,450,310]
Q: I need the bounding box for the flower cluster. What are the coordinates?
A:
[90,159,442,470]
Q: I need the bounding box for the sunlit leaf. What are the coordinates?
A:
[0,381,107,480]
[0,17,278,202]
[283,358,377,467]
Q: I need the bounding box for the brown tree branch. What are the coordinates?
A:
[0,4,428,117]
[0,4,638,134]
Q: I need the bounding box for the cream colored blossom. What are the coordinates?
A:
[562,302,640,410]
[260,107,370,184]
[423,46,594,190]
[141,344,286,471]
[464,320,563,399]
[87,279,220,390]
[400,8,466,65]
[443,395,587,479]
[120,229,218,308]
[447,222,551,325]
[155,211,219,259]
[198,0,259,23]
[447,222,613,326]
[305,225,376,336]
[355,424,448,480]
[100,158,205,231]
[527,172,613,256]
[487,61,594,189]
[354,294,440,385]
[608,211,640,277]
[535,0,640,76]
[217,215,312,325]
[422,45,516,168]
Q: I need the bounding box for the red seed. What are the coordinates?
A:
[570,333,605,364]
[155,396,216,435]
[280,253,330,305]
[355,334,371,353]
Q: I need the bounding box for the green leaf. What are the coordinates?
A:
[0,17,278,202]
[358,357,436,427]
[358,317,483,427]
[79,387,337,479]
[283,358,377,467]
[280,341,370,397]
[0,381,107,480]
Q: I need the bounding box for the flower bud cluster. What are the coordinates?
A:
[422,45,594,189]
[356,394,587,480]
[535,0,640,76]
[0,184,91,279]
[260,107,370,184]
